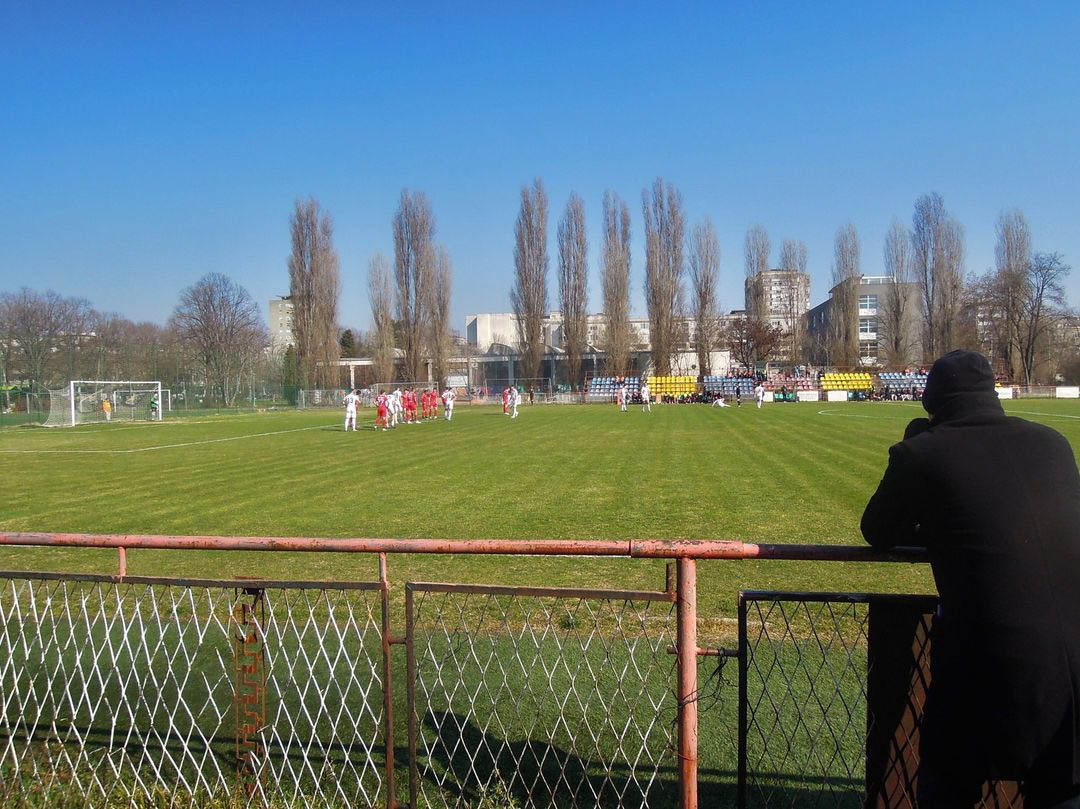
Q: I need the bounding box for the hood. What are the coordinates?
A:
[922,350,1004,422]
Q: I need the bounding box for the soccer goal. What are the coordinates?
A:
[297,389,352,410]
[44,381,164,427]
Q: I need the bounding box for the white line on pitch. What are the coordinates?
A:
[0,424,335,454]
[1009,410,1080,420]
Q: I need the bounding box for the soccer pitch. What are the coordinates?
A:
[5,398,1080,602]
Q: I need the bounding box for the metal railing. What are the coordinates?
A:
[0,532,1022,808]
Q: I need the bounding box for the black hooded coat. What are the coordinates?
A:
[861,350,1080,783]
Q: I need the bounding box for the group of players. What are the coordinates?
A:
[342,387,457,432]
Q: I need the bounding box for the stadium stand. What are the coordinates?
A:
[763,370,815,392]
[649,376,696,397]
[877,371,928,390]
[821,372,874,392]
[587,376,642,399]
[702,376,755,397]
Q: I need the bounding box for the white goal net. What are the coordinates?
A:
[44,381,164,427]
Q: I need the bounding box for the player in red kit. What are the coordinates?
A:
[503,387,510,415]
[375,392,389,431]
[406,389,418,423]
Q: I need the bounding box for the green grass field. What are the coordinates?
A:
[5,399,1075,806]
[4,398,1080,600]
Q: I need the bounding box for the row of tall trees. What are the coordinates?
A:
[512,177,723,382]
[365,189,455,386]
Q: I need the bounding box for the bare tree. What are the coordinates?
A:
[288,198,341,388]
[830,223,861,366]
[169,273,266,405]
[511,178,549,383]
[601,191,632,376]
[880,220,915,367]
[557,193,589,389]
[911,193,966,360]
[367,253,396,383]
[688,218,720,376]
[938,217,966,353]
[778,239,808,361]
[1016,252,1070,385]
[743,225,770,320]
[727,317,784,370]
[0,288,85,388]
[642,178,685,376]
[985,210,1033,376]
[393,189,436,383]
[429,245,453,387]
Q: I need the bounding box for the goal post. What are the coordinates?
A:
[44,381,164,427]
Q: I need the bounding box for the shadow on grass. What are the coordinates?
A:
[419,709,862,808]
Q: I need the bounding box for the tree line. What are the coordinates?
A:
[508,180,1076,385]
[3,185,1077,401]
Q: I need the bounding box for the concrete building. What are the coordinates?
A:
[806,276,921,366]
[269,296,296,353]
[745,268,811,333]
[463,310,741,383]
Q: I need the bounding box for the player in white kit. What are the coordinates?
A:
[754,382,765,409]
[509,386,520,419]
[343,389,360,431]
[442,387,456,421]
[619,383,628,412]
[641,382,651,413]
[390,388,403,427]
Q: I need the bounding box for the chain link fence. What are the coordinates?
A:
[738,592,1022,809]
[406,582,679,808]
[0,541,1039,809]
[0,573,387,808]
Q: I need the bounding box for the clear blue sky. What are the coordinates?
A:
[3,1,1079,334]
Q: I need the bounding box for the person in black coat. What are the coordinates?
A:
[861,350,1080,808]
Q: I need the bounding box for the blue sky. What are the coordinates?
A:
[2,1,1078,334]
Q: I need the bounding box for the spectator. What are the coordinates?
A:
[862,350,1080,808]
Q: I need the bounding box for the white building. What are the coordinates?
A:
[745,268,811,333]
[464,311,739,380]
[269,296,295,353]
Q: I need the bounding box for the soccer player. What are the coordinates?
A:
[618,383,628,412]
[405,389,416,423]
[343,389,360,431]
[375,391,389,430]
[754,382,765,409]
[735,387,742,407]
[509,385,520,419]
[442,387,456,421]
[390,388,402,428]
[503,386,510,415]
[711,396,729,408]
[641,381,651,413]
[150,393,160,421]
[102,397,112,422]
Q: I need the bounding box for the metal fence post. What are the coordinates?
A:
[233,586,266,801]
[737,592,747,809]
[677,557,698,809]
[379,553,397,809]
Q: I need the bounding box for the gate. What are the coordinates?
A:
[737,591,1023,808]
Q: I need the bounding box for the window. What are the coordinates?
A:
[860,341,878,360]
[859,318,876,335]
[859,294,878,310]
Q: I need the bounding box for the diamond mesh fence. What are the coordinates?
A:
[0,573,386,809]
[738,592,1022,809]
[406,583,679,809]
